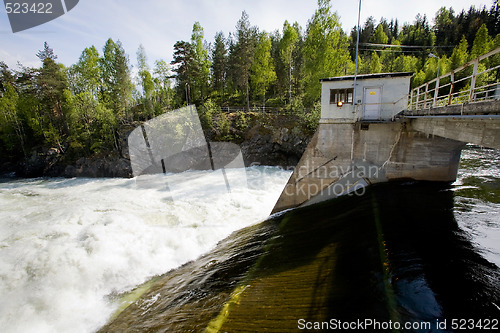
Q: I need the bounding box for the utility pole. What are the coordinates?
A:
[353,0,362,117]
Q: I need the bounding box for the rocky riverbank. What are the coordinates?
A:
[0,114,313,178]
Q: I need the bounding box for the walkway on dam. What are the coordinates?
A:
[402,47,500,150]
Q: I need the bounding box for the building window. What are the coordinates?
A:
[330,88,353,105]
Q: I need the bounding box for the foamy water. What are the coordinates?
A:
[0,166,291,333]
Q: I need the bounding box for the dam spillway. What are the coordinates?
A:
[99,182,500,332]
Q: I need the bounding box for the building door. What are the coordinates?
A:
[363,87,382,120]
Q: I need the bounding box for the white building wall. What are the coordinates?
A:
[320,74,412,122]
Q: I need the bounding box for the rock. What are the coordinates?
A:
[4,116,313,179]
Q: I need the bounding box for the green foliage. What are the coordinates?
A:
[100,39,133,121]
[191,22,211,104]
[70,46,101,97]
[152,59,173,113]
[2,1,500,165]
[373,24,389,44]
[171,40,195,106]
[303,0,351,106]
[234,111,249,133]
[299,101,321,133]
[136,45,155,119]
[280,20,299,105]
[199,98,217,129]
[450,36,469,70]
[36,42,57,61]
[393,54,420,73]
[232,11,259,110]
[0,84,24,152]
[251,32,277,104]
[211,32,227,101]
[399,14,436,47]
[471,24,493,59]
[369,52,382,73]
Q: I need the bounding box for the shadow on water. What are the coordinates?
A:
[99,182,500,333]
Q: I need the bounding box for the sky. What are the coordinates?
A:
[0,0,493,72]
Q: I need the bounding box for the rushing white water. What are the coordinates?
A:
[0,166,292,333]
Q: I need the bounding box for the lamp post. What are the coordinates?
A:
[428,53,440,107]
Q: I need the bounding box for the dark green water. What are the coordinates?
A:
[100,146,500,332]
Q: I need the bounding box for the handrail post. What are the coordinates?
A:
[469,59,479,103]
[433,77,440,107]
[423,83,429,109]
[448,72,455,105]
[410,89,414,110]
[416,87,420,111]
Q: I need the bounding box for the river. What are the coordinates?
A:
[0,146,499,332]
[0,166,291,332]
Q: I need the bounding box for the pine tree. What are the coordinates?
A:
[0,83,26,155]
[100,39,133,122]
[373,24,389,44]
[434,7,455,47]
[36,57,71,148]
[233,11,258,110]
[251,32,277,106]
[450,36,469,70]
[303,0,350,106]
[211,31,227,102]
[153,59,173,111]
[369,52,382,73]
[36,41,57,61]
[470,24,493,59]
[136,44,155,119]
[70,46,101,97]
[191,22,211,104]
[280,20,299,105]
[490,0,500,35]
[171,40,195,105]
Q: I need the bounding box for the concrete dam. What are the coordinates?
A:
[273,47,500,213]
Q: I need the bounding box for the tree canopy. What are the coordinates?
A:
[1,1,500,161]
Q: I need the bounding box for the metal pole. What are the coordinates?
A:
[353,0,362,119]
[428,53,440,107]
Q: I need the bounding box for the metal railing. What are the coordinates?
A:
[219,106,312,115]
[409,47,500,111]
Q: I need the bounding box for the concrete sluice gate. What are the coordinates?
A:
[272,121,465,213]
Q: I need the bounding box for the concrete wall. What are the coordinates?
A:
[272,121,464,213]
[410,116,500,150]
[321,76,411,121]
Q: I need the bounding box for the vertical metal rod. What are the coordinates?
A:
[423,83,429,109]
[410,89,414,110]
[433,58,440,107]
[415,87,420,111]
[448,72,455,105]
[352,0,362,119]
[469,59,479,102]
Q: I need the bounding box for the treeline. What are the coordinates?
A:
[1,0,500,161]
[350,3,500,86]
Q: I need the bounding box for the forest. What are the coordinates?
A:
[1,0,500,163]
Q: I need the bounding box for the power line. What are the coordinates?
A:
[356,48,429,53]
[359,43,455,49]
